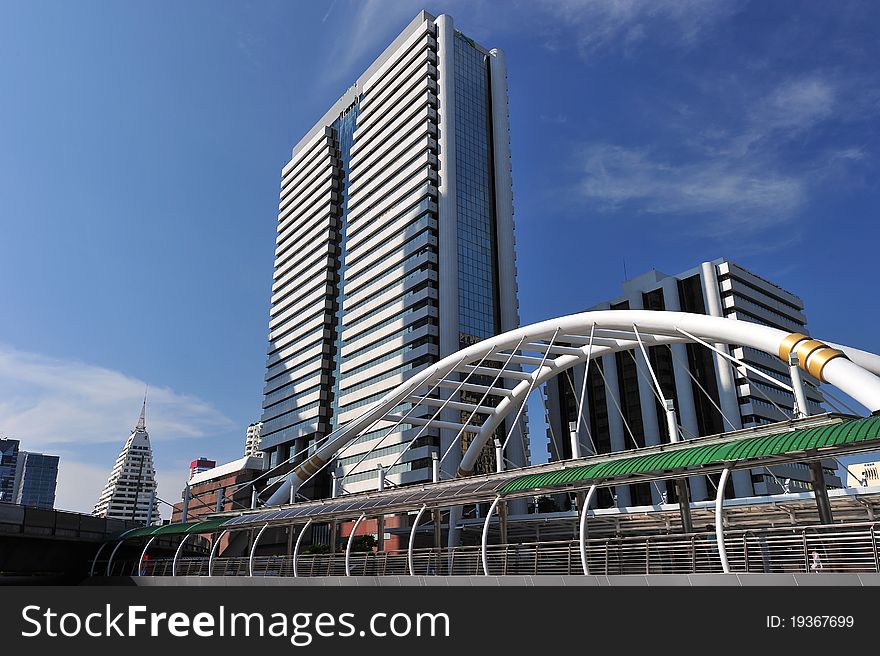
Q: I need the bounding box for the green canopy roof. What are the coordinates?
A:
[500,416,880,495]
[112,517,229,540]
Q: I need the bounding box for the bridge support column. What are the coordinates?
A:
[665,400,693,533]
[810,461,834,525]
[376,465,385,553]
[408,505,428,575]
[89,542,109,578]
[208,529,229,576]
[579,485,598,575]
[137,536,156,577]
[789,354,811,418]
[481,496,502,576]
[292,519,313,578]
[346,514,367,576]
[249,523,269,577]
[172,533,192,577]
[715,467,731,574]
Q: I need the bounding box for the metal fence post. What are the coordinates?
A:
[872,526,879,573]
[645,537,650,575]
[604,539,609,575]
[802,529,809,573]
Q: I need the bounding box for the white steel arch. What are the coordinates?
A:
[266,310,880,505]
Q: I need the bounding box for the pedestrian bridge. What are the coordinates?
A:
[92,310,880,581]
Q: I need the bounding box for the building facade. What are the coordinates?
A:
[259,11,523,496]
[172,455,266,522]
[93,404,160,524]
[244,421,263,457]
[0,438,20,504]
[12,451,59,508]
[1,439,59,509]
[544,258,840,508]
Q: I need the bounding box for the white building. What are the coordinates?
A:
[259,11,523,495]
[244,421,263,457]
[544,258,841,508]
[93,403,159,524]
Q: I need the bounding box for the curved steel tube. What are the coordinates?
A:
[408,504,429,576]
[578,485,599,575]
[172,533,192,577]
[716,467,731,573]
[267,310,880,505]
[105,540,126,577]
[481,496,503,576]
[248,523,270,577]
[292,519,313,578]
[137,536,156,577]
[208,529,229,576]
[89,542,109,578]
[345,514,368,576]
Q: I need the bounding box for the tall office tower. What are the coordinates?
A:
[12,451,59,509]
[244,421,263,457]
[260,11,522,496]
[543,258,839,508]
[0,438,20,503]
[93,403,159,523]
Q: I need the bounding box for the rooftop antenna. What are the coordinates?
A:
[623,257,628,281]
[136,386,147,431]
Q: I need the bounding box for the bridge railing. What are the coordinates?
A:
[100,521,880,577]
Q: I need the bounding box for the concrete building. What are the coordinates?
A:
[259,11,523,496]
[244,421,263,457]
[172,455,266,522]
[189,457,216,481]
[93,403,159,524]
[544,258,841,508]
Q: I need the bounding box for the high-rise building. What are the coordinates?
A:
[189,457,216,480]
[543,258,840,508]
[93,402,159,524]
[0,438,20,504]
[244,421,263,457]
[259,11,523,495]
[12,451,59,509]
[1,439,59,509]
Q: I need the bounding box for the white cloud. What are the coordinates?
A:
[538,0,742,58]
[572,72,868,236]
[0,344,235,451]
[578,144,805,234]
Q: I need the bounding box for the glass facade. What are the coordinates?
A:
[454,33,499,347]
[14,452,59,509]
[330,100,362,431]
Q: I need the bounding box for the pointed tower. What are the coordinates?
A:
[93,399,160,524]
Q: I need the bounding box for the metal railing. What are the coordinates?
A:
[100,521,880,577]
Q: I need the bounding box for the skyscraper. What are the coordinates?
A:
[260,11,522,495]
[12,451,59,508]
[1,439,59,509]
[93,402,159,523]
[543,258,840,507]
[0,438,20,504]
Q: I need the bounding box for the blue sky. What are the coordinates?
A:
[1,1,878,516]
